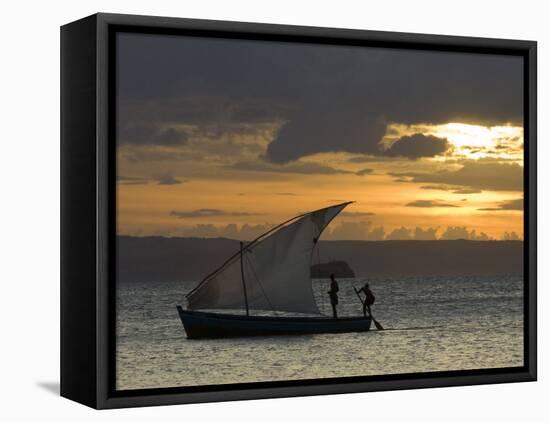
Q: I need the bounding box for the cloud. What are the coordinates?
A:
[122,149,187,163]
[171,221,514,241]
[117,175,149,185]
[157,174,184,185]
[118,174,186,185]
[176,224,220,238]
[420,185,482,194]
[348,156,376,163]
[477,198,523,211]
[194,138,267,159]
[348,156,401,163]
[440,226,470,240]
[414,227,439,240]
[469,231,491,241]
[439,226,490,240]
[390,161,523,192]
[341,211,376,217]
[405,200,460,208]
[170,209,263,218]
[419,185,453,191]
[327,221,385,241]
[355,168,374,176]
[265,112,387,163]
[382,134,452,159]
[118,33,522,163]
[502,231,521,241]
[402,226,489,240]
[386,227,413,240]
[229,160,352,175]
[175,223,274,240]
[452,188,482,194]
[118,124,188,146]
[156,128,188,145]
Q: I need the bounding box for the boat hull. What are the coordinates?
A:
[177,306,372,339]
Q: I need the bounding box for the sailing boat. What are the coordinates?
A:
[176,202,372,338]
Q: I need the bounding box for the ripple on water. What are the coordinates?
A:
[116,275,524,390]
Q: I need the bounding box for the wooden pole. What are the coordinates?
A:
[240,241,250,317]
[353,286,384,330]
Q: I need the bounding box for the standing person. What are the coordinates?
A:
[328,274,339,319]
[358,282,375,317]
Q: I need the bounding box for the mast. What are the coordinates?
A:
[239,241,250,317]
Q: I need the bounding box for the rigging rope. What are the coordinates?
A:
[316,242,321,265]
[244,253,278,315]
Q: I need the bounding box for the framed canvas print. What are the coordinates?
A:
[60,13,537,409]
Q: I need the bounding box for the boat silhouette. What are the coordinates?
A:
[177,202,372,338]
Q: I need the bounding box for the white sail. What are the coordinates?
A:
[186,202,350,314]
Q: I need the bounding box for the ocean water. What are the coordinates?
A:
[116,275,524,390]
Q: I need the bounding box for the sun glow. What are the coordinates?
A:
[383,122,523,161]
[434,123,495,148]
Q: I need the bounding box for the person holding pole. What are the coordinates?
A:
[353,282,384,330]
[357,282,375,317]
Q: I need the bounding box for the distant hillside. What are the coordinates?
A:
[117,236,523,283]
[311,261,355,278]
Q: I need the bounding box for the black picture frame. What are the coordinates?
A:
[61,12,537,409]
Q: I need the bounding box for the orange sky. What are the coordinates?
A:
[117,121,523,241]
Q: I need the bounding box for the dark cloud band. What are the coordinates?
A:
[117,33,523,162]
[390,161,523,192]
